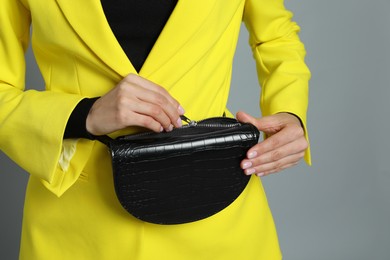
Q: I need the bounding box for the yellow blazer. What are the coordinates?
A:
[0,0,310,259]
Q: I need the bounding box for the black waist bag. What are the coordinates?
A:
[96,116,260,225]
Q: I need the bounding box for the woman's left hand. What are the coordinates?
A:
[236,111,308,176]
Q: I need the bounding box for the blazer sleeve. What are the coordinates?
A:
[0,0,94,196]
[243,0,311,164]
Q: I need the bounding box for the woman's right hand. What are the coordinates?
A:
[86,73,185,136]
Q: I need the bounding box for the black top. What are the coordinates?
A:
[101,0,177,72]
[64,0,177,139]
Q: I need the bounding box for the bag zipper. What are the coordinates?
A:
[117,116,242,141]
[180,115,241,128]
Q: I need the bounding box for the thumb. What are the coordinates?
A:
[236,111,282,133]
[236,111,262,129]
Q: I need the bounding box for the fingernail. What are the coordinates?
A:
[248,151,257,159]
[160,126,164,132]
[176,117,182,127]
[256,172,265,177]
[178,105,185,115]
[245,168,255,175]
[166,124,173,132]
[242,161,252,169]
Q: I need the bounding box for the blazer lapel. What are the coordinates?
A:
[54,0,217,80]
[55,0,135,76]
[139,0,217,79]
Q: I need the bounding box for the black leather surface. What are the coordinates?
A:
[108,117,260,224]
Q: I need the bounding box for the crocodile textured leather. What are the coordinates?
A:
[105,117,260,224]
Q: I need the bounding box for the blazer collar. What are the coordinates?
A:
[55,0,216,78]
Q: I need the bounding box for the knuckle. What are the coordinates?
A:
[270,150,282,161]
[302,139,309,149]
[269,138,280,148]
[152,82,168,93]
[298,138,309,151]
[139,116,154,128]
[290,124,304,137]
[117,82,129,93]
[125,73,137,82]
[149,106,163,117]
[153,94,167,107]
[116,96,128,107]
[115,111,128,126]
[272,161,283,171]
[156,86,169,96]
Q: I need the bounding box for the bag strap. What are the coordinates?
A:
[94,134,113,147]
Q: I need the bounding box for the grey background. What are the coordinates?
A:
[1,0,389,259]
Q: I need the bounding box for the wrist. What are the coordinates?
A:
[64,97,100,139]
[278,112,303,127]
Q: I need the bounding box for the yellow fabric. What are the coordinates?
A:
[0,0,310,259]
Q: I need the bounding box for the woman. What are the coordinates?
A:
[0,0,310,259]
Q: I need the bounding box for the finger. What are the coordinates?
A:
[112,87,174,132]
[236,111,261,129]
[256,161,299,177]
[127,100,174,132]
[243,151,305,176]
[246,124,305,157]
[131,86,183,129]
[243,136,307,167]
[124,74,184,115]
[236,111,284,134]
[124,111,164,133]
[125,75,184,128]
[114,78,178,129]
[101,97,165,133]
[240,138,305,173]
